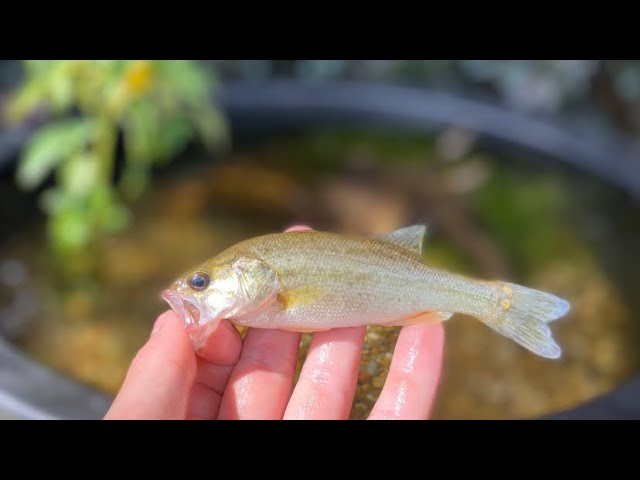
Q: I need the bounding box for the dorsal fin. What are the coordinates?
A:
[373,225,427,254]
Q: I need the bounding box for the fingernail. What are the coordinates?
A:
[151,316,167,336]
[286,224,312,232]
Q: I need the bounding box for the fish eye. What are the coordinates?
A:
[189,272,210,291]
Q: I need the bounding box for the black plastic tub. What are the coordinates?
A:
[1,80,640,419]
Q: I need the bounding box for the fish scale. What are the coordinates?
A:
[240,232,495,323]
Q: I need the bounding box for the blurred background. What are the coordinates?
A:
[1,60,640,419]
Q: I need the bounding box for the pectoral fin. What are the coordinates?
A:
[277,284,327,310]
[374,225,428,254]
[389,310,453,326]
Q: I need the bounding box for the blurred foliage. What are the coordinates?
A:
[4,60,227,259]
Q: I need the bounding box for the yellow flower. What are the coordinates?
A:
[124,60,152,95]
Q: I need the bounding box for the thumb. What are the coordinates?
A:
[104,311,197,420]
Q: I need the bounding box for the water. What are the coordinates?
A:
[1,129,639,419]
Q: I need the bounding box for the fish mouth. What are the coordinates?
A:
[161,290,201,326]
[161,289,219,351]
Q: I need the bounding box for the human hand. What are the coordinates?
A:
[104,226,445,420]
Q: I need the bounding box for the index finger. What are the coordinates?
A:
[105,311,197,420]
[186,319,243,420]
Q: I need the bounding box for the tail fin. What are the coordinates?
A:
[480,282,570,359]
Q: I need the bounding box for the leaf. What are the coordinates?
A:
[17,119,96,190]
[39,187,70,214]
[48,205,92,251]
[194,108,228,150]
[119,164,150,200]
[4,77,48,122]
[23,60,56,76]
[123,99,159,163]
[103,201,132,233]
[49,61,75,112]
[6,61,78,122]
[59,152,100,198]
[89,185,132,233]
[155,115,195,161]
[158,60,210,107]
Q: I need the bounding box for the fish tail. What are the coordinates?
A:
[478,282,570,359]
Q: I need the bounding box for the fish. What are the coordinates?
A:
[162,225,570,358]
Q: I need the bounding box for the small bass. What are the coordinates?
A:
[162,225,570,358]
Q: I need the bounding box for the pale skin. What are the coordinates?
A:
[104,225,444,420]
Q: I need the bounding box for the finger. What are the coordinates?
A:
[368,323,444,420]
[197,318,244,366]
[284,326,365,420]
[186,381,225,421]
[104,311,197,420]
[186,319,243,420]
[217,328,301,419]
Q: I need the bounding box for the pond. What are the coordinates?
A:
[1,129,639,419]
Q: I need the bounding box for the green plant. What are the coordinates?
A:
[5,60,227,257]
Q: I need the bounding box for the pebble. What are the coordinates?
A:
[367,359,380,376]
[372,373,387,389]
